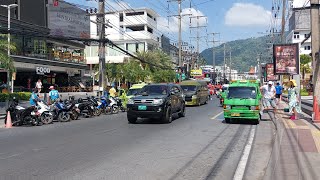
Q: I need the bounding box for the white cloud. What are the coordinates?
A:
[225,3,271,27]
[158,8,207,33]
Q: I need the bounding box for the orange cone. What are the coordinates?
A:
[5,111,12,128]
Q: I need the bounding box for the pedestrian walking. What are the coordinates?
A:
[275,82,283,105]
[288,80,301,120]
[260,81,277,111]
[49,86,59,104]
[35,79,42,93]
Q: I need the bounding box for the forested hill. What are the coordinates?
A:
[200,35,274,72]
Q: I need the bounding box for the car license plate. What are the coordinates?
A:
[231,113,240,117]
[138,105,147,110]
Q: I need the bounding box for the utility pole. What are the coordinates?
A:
[98,0,106,95]
[168,0,191,82]
[208,32,219,84]
[310,0,320,122]
[223,43,226,84]
[257,53,262,83]
[280,0,286,42]
[229,50,232,81]
[189,15,207,66]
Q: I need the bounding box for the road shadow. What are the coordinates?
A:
[134,114,181,124]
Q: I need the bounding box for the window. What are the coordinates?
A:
[147,27,153,33]
[119,13,123,22]
[126,12,144,16]
[293,32,300,39]
[227,87,257,99]
[304,46,311,50]
[305,34,309,38]
[126,26,144,32]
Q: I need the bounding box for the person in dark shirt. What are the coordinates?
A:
[275,82,283,105]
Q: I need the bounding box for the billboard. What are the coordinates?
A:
[273,43,299,75]
[48,0,90,39]
[265,63,279,81]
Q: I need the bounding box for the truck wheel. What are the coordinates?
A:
[225,118,231,123]
[127,115,137,124]
[163,106,172,123]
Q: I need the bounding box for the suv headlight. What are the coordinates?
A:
[224,105,231,110]
[192,95,197,99]
[153,99,164,105]
[127,99,134,105]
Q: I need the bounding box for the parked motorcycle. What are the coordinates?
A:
[87,96,102,116]
[51,99,71,122]
[113,96,125,112]
[64,98,80,120]
[36,100,54,125]
[76,98,95,118]
[4,98,41,126]
[97,96,119,115]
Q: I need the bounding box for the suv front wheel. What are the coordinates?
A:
[163,106,172,123]
[128,115,137,124]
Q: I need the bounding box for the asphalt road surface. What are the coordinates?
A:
[0,98,259,180]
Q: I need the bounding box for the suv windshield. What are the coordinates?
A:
[127,89,141,96]
[181,85,197,92]
[227,87,256,99]
[140,85,168,95]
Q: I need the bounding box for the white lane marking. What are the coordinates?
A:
[233,127,256,180]
[211,111,223,120]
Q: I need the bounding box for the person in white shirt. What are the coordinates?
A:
[260,81,277,110]
[35,79,42,93]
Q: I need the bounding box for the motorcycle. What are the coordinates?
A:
[36,100,54,125]
[4,98,41,126]
[87,96,102,116]
[113,97,125,112]
[97,96,119,114]
[76,98,95,118]
[64,98,80,120]
[51,99,71,122]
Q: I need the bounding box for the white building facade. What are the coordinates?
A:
[286,0,311,55]
[86,8,160,64]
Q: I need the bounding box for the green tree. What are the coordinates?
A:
[300,54,312,80]
[0,34,16,74]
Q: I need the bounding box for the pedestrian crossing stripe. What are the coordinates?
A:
[311,130,320,153]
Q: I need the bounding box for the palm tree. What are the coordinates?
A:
[300,54,312,80]
[0,34,16,74]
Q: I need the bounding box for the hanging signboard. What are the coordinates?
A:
[266,63,279,81]
[190,69,203,77]
[273,43,299,75]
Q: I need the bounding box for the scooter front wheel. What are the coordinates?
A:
[41,113,53,125]
[58,112,70,122]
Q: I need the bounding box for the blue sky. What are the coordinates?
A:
[65,0,274,51]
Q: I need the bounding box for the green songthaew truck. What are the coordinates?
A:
[223,80,262,124]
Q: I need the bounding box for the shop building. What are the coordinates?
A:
[0,0,90,92]
[85,8,160,64]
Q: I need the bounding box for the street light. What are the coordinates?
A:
[0,4,18,93]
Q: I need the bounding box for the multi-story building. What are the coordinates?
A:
[85,8,160,64]
[286,0,311,55]
[0,0,89,91]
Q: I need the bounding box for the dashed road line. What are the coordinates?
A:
[211,111,223,120]
[233,126,256,180]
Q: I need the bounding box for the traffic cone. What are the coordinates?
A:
[313,96,320,123]
[5,111,12,128]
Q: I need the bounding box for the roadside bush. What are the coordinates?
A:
[0,92,31,102]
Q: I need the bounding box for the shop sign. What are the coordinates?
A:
[36,67,51,75]
[191,69,203,76]
[273,43,299,75]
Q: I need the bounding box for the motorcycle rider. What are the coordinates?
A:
[49,86,59,104]
[30,88,40,106]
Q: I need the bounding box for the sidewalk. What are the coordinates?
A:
[264,101,320,180]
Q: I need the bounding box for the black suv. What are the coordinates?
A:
[126,83,186,123]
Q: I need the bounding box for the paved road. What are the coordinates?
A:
[0,98,268,180]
